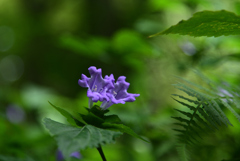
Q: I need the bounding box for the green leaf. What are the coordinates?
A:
[85,105,109,118]
[101,123,148,142]
[150,10,240,37]
[80,112,105,127]
[104,114,122,123]
[172,94,199,105]
[43,118,122,160]
[48,101,86,126]
[220,99,240,122]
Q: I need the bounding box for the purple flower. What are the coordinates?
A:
[78,66,115,107]
[79,66,140,110]
[100,76,140,110]
[56,150,82,161]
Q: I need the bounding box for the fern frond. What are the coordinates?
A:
[193,69,214,89]
[174,109,193,118]
[172,71,240,161]
[220,99,240,122]
[211,99,232,126]
[233,98,240,109]
[172,116,189,124]
[197,107,218,130]
[175,76,217,96]
[173,85,196,98]
[174,83,214,101]
[203,102,224,127]
[177,143,190,161]
[172,94,199,105]
[172,98,197,111]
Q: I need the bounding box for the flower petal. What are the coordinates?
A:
[78,66,115,104]
[100,76,140,109]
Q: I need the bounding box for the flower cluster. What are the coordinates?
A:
[78,66,140,110]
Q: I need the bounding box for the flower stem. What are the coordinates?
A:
[88,98,93,108]
[97,145,107,161]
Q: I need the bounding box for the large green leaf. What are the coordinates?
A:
[43,118,122,160]
[150,10,240,37]
[48,102,86,126]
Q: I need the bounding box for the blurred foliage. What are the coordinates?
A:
[1,0,240,161]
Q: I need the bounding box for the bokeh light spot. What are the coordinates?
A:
[0,55,24,82]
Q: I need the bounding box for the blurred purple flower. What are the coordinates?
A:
[78,66,115,107]
[79,66,140,110]
[218,87,235,102]
[100,76,140,110]
[6,104,25,124]
[218,88,233,97]
[56,150,82,161]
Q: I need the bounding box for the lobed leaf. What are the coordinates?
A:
[43,118,122,160]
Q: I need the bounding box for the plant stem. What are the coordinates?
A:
[88,98,93,108]
[97,145,107,161]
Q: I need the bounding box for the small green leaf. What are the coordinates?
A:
[104,114,122,123]
[150,10,240,37]
[81,112,105,127]
[43,118,122,160]
[102,123,148,142]
[48,101,86,126]
[85,105,109,118]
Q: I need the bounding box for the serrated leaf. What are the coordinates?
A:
[43,118,122,160]
[48,102,86,126]
[150,10,240,37]
[102,123,148,142]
